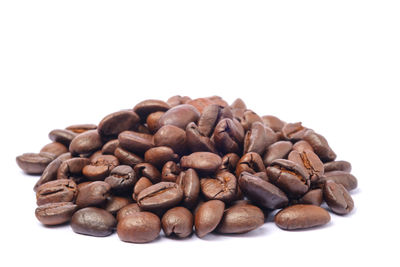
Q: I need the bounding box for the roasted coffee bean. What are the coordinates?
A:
[40,142,68,157]
[158,104,200,129]
[146,111,165,133]
[167,95,191,107]
[76,181,111,208]
[137,182,183,211]
[101,139,119,155]
[69,130,103,156]
[132,177,153,201]
[275,204,331,230]
[281,122,308,141]
[297,189,323,206]
[263,141,293,166]
[197,104,232,137]
[195,200,225,238]
[180,152,222,174]
[176,169,200,209]
[48,129,77,146]
[323,180,354,215]
[243,122,268,155]
[114,146,144,166]
[134,163,161,184]
[292,140,314,153]
[263,126,279,149]
[105,165,137,193]
[36,179,78,205]
[104,196,132,215]
[118,131,154,154]
[154,125,187,154]
[323,161,352,173]
[71,207,116,237]
[303,130,337,162]
[89,150,103,161]
[238,172,288,210]
[185,122,217,153]
[236,152,265,177]
[216,203,264,234]
[82,155,119,181]
[206,96,229,107]
[200,172,237,203]
[213,118,244,155]
[116,203,142,221]
[97,110,140,138]
[34,153,72,191]
[16,152,56,174]
[230,98,247,110]
[162,207,193,238]
[218,153,240,173]
[319,171,358,191]
[267,159,310,198]
[236,109,263,132]
[66,124,97,133]
[133,99,170,121]
[117,211,161,243]
[161,161,181,182]
[77,181,92,191]
[35,202,78,226]
[262,115,286,132]
[57,157,90,181]
[186,98,215,113]
[288,150,324,183]
[144,146,179,169]
[253,171,269,182]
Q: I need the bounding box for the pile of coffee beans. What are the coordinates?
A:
[16,96,357,243]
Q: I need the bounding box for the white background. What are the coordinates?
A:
[1,1,399,266]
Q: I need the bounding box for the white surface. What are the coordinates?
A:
[1,1,399,266]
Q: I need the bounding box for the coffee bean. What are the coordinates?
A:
[158,104,200,129]
[319,171,358,191]
[292,140,314,153]
[263,141,292,166]
[236,152,265,177]
[261,115,286,132]
[82,155,119,181]
[216,203,264,234]
[69,130,103,156]
[323,161,352,173]
[97,110,140,138]
[71,207,116,237]
[40,142,68,157]
[144,146,179,169]
[323,180,354,215]
[195,200,225,238]
[57,157,90,181]
[185,122,217,153]
[104,196,132,215]
[180,152,222,174]
[218,153,240,173]
[161,161,181,182]
[243,122,268,155]
[116,203,142,221]
[162,207,193,238]
[137,182,183,211]
[36,179,78,205]
[133,99,170,121]
[297,189,323,206]
[176,169,200,209]
[154,125,187,154]
[146,111,165,133]
[114,146,144,166]
[117,212,161,243]
[118,131,154,154]
[275,204,331,230]
[16,152,56,174]
[134,163,161,184]
[230,98,247,110]
[303,130,337,162]
[76,181,111,208]
[34,153,72,191]
[167,95,191,107]
[186,98,216,113]
[35,202,78,226]
[213,118,244,155]
[200,172,237,203]
[101,139,119,155]
[197,104,232,137]
[236,109,263,132]
[48,129,77,146]
[281,122,308,141]
[132,177,153,201]
[105,165,137,193]
[288,150,324,183]
[66,124,97,134]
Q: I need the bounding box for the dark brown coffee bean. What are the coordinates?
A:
[238,172,288,210]
[105,165,137,193]
[236,152,265,177]
[161,161,181,182]
[71,207,116,237]
[49,129,77,146]
[323,180,354,215]
[218,153,240,173]
[69,130,103,156]
[288,150,324,183]
[35,202,78,226]
[180,152,222,174]
[275,204,330,230]
[185,122,217,153]
[77,181,92,191]
[114,146,144,167]
[298,189,323,206]
[34,153,72,191]
[66,124,97,133]
[320,171,358,191]
[97,110,140,138]
[236,109,263,132]
[216,203,264,234]
[154,125,187,154]
[104,196,132,215]
[57,157,90,181]
[146,111,165,133]
[167,95,191,107]
[116,203,141,221]
[137,182,183,211]
[267,159,310,198]
[207,96,229,107]
[263,141,293,166]
[101,139,119,155]
[176,169,200,209]
[323,161,352,173]
[40,142,68,157]
[76,181,111,208]
[144,146,179,169]
[253,171,269,182]
[133,99,170,121]
[303,130,337,162]
[117,211,161,243]
[16,152,56,175]
[82,155,119,181]
[89,150,103,161]
[292,140,314,153]
[213,118,244,155]
[243,122,268,155]
[118,131,154,154]
[281,122,308,141]
[264,126,279,147]
[195,200,225,238]
[36,179,78,205]
[186,98,215,113]
[197,104,232,137]
[162,207,193,238]
[230,98,247,110]
[134,163,161,184]
[200,172,237,203]
[132,177,153,201]
[262,115,286,132]
[158,104,200,129]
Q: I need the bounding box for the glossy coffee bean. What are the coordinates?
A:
[167,95,191,107]
[117,212,161,243]
[218,153,240,174]
[162,207,193,238]
[104,196,132,215]
[76,181,111,208]
[176,169,200,209]
[36,179,78,205]
[275,204,331,230]
[161,161,181,182]
[243,122,268,155]
[195,200,225,238]
[114,146,144,166]
[34,153,72,191]
[66,124,97,133]
[132,177,153,201]
[144,146,179,168]
[48,129,77,146]
[323,161,352,173]
[297,189,323,206]
[154,125,187,154]
[185,122,217,153]
[288,150,324,183]
[292,140,314,153]
[118,131,154,154]
[69,130,103,156]
[180,152,221,174]
[263,141,292,166]
[40,142,68,157]
[133,99,170,121]
[134,163,161,184]
[216,203,264,234]
[236,152,265,177]
[101,139,119,155]
[116,203,141,221]
[146,112,165,134]
[197,104,232,137]
[213,118,244,155]
[186,98,216,113]
[35,202,78,226]
[71,207,116,237]
[230,98,247,110]
[281,122,308,141]
[16,152,56,174]
[323,180,354,215]
[104,165,137,193]
[238,172,288,210]
[237,109,263,132]
[200,172,237,203]
[158,104,200,130]
[262,115,286,132]
[303,130,337,162]
[137,182,183,211]
[57,157,90,180]
[82,155,119,181]
[319,171,358,191]
[97,110,140,138]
